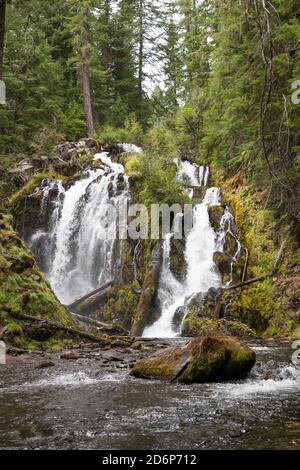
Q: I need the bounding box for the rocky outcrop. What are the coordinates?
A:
[169,237,187,282]
[9,139,101,186]
[223,231,239,258]
[171,288,224,335]
[208,204,225,232]
[0,213,76,348]
[131,335,256,383]
[213,251,232,284]
[180,316,256,338]
[131,243,163,336]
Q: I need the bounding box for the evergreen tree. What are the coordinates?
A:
[0,0,6,80]
[0,0,66,151]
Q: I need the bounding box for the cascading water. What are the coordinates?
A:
[143,164,240,338]
[177,159,210,187]
[29,153,130,305]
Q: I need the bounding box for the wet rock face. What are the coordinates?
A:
[181,288,224,336]
[208,204,226,232]
[190,187,207,201]
[213,251,232,284]
[169,237,187,282]
[131,335,256,383]
[171,288,224,336]
[223,231,239,258]
[131,243,163,336]
[172,306,186,331]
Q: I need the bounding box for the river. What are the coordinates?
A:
[0,340,299,450]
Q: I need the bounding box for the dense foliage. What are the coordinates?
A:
[0,0,299,229]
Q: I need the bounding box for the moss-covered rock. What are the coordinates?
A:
[208,204,225,232]
[131,243,163,336]
[213,251,232,284]
[181,316,256,338]
[219,178,300,337]
[0,212,76,348]
[99,281,141,330]
[131,335,256,383]
[223,231,239,258]
[9,172,58,239]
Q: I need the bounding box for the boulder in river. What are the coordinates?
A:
[130,335,256,383]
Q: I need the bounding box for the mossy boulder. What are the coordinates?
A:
[131,335,256,383]
[208,204,225,232]
[9,172,59,240]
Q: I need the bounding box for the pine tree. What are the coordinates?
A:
[0,0,6,80]
[66,0,97,136]
[0,0,66,151]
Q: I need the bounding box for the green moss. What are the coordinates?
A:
[0,212,76,348]
[101,281,140,330]
[131,335,256,383]
[10,172,58,208]
[208,205,225,232]
[182,315,256,338]
[0,154,21,205]
[219,179,298,337]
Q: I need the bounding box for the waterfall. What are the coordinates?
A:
[143,165,240,339]
[118,143,143,154]
[177,159,209,187]
[29,154,130,305]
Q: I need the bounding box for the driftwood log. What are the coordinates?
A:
[67,280,113,315]
[225,239,287,291]
[5,309,133,347]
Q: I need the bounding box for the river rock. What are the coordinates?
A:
[60,351,79,360]
[131,335,256,383]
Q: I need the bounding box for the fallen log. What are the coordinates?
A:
[71,312,129,336]
[227,239,287,290]
[67,280,113,311]
[6,310,132,347]
[225,274,273,290]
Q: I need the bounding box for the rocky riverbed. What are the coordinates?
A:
[1,339,300,450]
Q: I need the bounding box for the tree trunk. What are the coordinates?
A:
[102,0,110,70]
[82,10,95,136]
[138,0,143,101]
[0,0,6,80]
